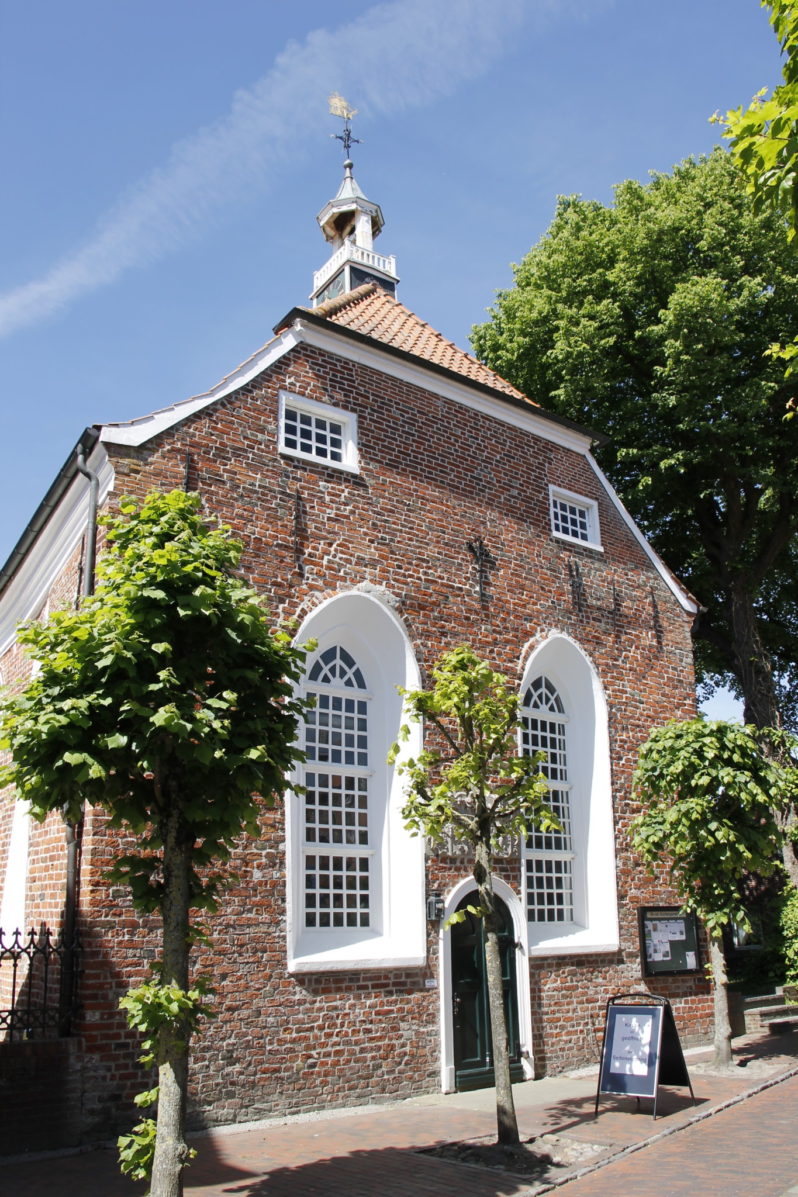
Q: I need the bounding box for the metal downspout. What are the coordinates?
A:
[60,444,99,1032]
[75,444,99,598]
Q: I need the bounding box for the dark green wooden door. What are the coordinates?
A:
[451,893,524,1091]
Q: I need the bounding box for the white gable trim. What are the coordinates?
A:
[99,326,302,447]
[98,317,591,455]
[0,444,114,654]
[586,453,698,615]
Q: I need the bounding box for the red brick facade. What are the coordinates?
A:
[0,297,712,1146]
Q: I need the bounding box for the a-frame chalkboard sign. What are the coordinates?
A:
[594,993,696,1120]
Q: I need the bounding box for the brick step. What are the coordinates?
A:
[767,1014,798,1035]
[744,1003,798,1033]
[741,992,785,1012]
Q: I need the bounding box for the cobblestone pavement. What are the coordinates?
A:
[4,1030,797,1197]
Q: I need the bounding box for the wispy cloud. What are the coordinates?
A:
[0,0,569,337]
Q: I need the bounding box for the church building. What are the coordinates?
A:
[0,122,711,1146]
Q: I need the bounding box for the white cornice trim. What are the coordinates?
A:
[99,328,301,447]
[0,445,114,654]
[586,452,699,615]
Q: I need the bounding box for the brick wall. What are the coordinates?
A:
[0,337,712,1143]
[0,1038,84,1153]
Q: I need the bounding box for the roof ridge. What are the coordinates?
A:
[303,285,532,405]
[310,282,379,320]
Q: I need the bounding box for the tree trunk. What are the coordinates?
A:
[150,805,193,1197]
[730,586,780,730]
[779,816,798,889]
[474,840,519,1146]
[729,588,798,886]
[709,932,733,1069]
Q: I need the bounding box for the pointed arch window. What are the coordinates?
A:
[302,645,373,930]
[287,592,426,972]
[521,676,575,924]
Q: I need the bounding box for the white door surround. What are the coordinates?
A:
[438,874,534,1092]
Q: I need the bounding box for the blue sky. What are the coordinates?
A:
[0,0,783,716]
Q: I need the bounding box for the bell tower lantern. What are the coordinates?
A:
[311,95,399,306]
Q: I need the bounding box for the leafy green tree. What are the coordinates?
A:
[631,718,794,1065]
[0,491,308,1197]
[391,646,554,1145]
[781,886,798,982]
[718,1,798,237]
[471,151,798,743]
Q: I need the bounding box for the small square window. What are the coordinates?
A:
[549,486,602,549]
[279,391,359,472]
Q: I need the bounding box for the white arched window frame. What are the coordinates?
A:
[287,591,426,972]
[0,661,32,939]
[519,634,619,956]
[0,800,31,939]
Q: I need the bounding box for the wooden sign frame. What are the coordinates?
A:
[595,993,695,1119]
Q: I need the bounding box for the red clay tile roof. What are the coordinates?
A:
[300,283,534,405]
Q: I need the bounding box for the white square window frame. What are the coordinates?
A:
[548,485,603,551]
[278,390,360,473]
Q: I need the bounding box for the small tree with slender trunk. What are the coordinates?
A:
[390,646,554,1145]
[0,491,309,1197]
[631,718,796,1067]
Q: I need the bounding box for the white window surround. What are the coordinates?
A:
[549,485,602,551]
[0,800,31,939]
[520,633,619,956]
[278,389,359,473]
[286,590,425,972]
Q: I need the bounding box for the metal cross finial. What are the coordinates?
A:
[329,92,361,157]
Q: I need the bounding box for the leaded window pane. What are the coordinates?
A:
[551,496,589,542]
[522,676,574,924]
[305,694,369,767]
[304,773,369,845]
[303,645,371,930]
[304,854,370,928]
[525,857,573,923]
[308,645,366,689]
[283,406,344,463]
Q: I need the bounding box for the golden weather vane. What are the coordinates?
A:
[328,93,361,158]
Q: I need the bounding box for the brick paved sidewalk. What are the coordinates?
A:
[554,1071,798,1197]
[4,1029,797,1197]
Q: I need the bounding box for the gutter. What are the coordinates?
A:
[64,442,101,1033]
[75,441,100,598]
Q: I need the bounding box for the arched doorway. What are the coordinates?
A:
[450,892,525,1091]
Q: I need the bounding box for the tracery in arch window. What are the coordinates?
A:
[302,646,372,930]
[521,676,575,924]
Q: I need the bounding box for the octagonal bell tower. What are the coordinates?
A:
[310,95,399,306]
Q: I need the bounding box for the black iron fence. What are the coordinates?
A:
[0,927,81,1041]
